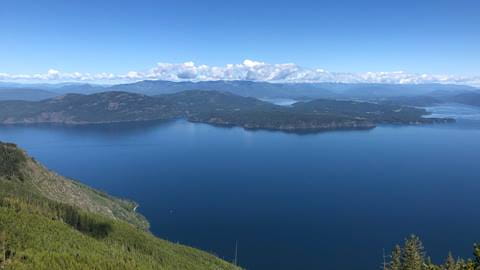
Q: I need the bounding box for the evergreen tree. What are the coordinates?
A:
[463,259,476,270]
[384,237,480,270]
[473,244,480,269]
[390,244,402,270]
[443,252,457,270]
[402,235,426,270]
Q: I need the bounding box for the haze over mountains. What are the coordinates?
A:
[1,80,479,106]
[0,88,59,101]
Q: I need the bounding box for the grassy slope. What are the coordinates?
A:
[0,142,240,270]
[21,157,150,230]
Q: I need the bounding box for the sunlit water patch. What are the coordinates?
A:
[259,98,299,106]
[425,103,480,121]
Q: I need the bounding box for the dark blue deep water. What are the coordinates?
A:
[1,105,480,270]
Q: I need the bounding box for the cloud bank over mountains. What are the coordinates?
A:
[1,60,479,86]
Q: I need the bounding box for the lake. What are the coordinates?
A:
[1,104,479,270]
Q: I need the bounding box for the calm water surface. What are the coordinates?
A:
[0,105,479,270]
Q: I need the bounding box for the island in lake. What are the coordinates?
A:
[0,90,453,132]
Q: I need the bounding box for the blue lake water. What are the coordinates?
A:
[259,98,299,106]
[1,104,480,270]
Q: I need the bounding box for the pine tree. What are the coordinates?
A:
[444,252,457,270]
[473,244,480,269]
[463,259,476,270]
[390,244,402,270]
[402,235,426,270]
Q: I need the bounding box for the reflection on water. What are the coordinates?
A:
[426,103,480,121]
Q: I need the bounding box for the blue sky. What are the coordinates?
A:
[1,0,479,83]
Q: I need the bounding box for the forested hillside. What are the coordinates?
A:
[0,90,453,132]
[0,142,240,270]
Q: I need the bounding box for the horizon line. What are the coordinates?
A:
[1,60,480,87]
[1,79,480,88]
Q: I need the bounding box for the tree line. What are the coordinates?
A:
[0,142,26,181]
[0,193,112,239]
[384,235,480,270]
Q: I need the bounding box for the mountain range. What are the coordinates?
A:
[1,80,479,102]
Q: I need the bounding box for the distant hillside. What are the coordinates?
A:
[376,95,443,107]
[450,92,480,107]
[0,84,106,101]
[338,83,476,98]
[107,80,339,99]
[0,88,59,101]
[0,82,108,93]
[291,99,444,124]
[107,80,478,99]
[1,80,477,101]
[51,83,110,94]
[0,142,240,270]
[0,90,452,132]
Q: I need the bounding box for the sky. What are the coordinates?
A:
[1,0,479,85]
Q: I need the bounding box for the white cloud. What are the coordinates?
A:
[1,60,479,87]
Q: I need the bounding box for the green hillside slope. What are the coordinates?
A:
[0,142,240,270]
